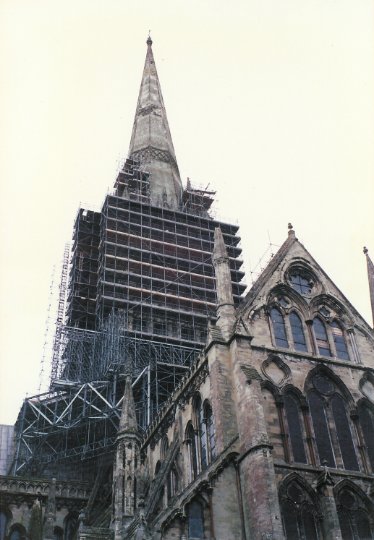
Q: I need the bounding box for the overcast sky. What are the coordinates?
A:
[1,0,373,424]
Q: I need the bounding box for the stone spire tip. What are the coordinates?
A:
[363,246,368,255]
[288,222,295,237]
[147,32,152,46]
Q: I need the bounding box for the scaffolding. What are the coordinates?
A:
[13,159,246,478]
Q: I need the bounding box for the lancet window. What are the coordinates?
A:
[185,422,198,481]
[313,317,332,357]
[205,402,216,463]
[307,373,359,471]
[187,500,204,540]
[289,311,308,352]
[358,401,374,472]
[64,513,79,540]
[270,308,289,348]
[0,512,8,540]
[283,392,307,464]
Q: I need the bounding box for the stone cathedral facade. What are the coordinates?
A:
[1,38,374,540]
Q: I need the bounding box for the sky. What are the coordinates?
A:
[0,0,373,425]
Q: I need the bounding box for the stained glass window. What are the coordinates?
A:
[290,312,308,352]
[270,308,289,348]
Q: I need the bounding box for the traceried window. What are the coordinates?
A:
[358,401,374,472]
[284,393,307,463]
[337,488,374,540]
[313,317,332,357]
[270,308,289,348]
[280,481,321,540]
[289,272,314,295]
[307,373,359,471]
[331,321,349,360]
[289,312,307,352]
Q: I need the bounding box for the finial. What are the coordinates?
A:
[363,246,368,255]
[147,31,152,46]
[288,222,295,237]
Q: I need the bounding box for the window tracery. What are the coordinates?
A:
[336,486,374,540]
[307,373,359,471]
[280,479,321,540]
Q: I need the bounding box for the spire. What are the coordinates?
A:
[364,247,374,327]
[118,376,138,435]
[128,36,183,210]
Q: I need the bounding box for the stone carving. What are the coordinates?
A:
[261,356,291,387]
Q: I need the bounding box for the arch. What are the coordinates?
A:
[8,524,27,540]
[270,307,289,348]
[279,474,322,540]
[305,368,359,471]
[289,311,308,352]
[187,498,204,539]
[160,435,169,460]
[64,512,79,540]
[357,399,374,472]
[185,422,198,481]
[334,480,374,540]
[192,394,208,472]
[267,285,310,316]
[0,507,11,540]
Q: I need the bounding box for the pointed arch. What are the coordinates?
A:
[185,421,198,481]
[192,393,208,472]
[279,474,322,540]
[334,480,374,540]
[305,368,359,471]
[270,307,289,348]
[290,311,308,352]
[0,507,11,540]
[357,399,374,472]
[203,400,216,463]
[312,316,331,356]
[331,320,349,360]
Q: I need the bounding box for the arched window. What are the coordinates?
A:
[331,321,349,360]
[280,480,321,539]
[337,487,374,540]
[54,527,63,540]
[196,397,208,471]
[313,317,332,357]
[167,466,179,501]
[289,312,307,352]
[358,402,374,472]
[270,308,288,348]
[188,500,204,539]
[186,422,198,481]
[9,526,25,540]
[204,402,216,463]
[284,393,307,463]
[307,373,359,471]
[160,435,169,459]
[0,512,8,540]
[289,271,314,295]
[64,513,79,540]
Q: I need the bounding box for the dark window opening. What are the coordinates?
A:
[331,394,359,471]
[313,317,332,357]
[289,273,313,295]
[188,500,204,539]
[290,312,308,352]
[270,308,289,348]
[284,393,307,463]
[308,391,335,467]
[331,321,349,360]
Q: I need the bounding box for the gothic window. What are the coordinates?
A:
[289,271,314,295]
[64,513,79,540]
[284,393,307,464]
[54,527,63,540]
[167,466,178,501]
[186,422,198,481]
[9,526,25,540]
[160,435,169,459]
[0,512,7,540]
[337,488,374,540]
[358,402,374,471]
[331,321,349,360]
[307,374,359,471]
[188,500,204,539]
[270,308,289,348]
[313,317,332,357]
[289,312,308,352]
[205,402,216,463]
[280,481,321,540]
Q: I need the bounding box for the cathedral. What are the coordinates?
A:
[0,37,374,540]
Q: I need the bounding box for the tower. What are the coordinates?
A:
[11,37,245,477]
